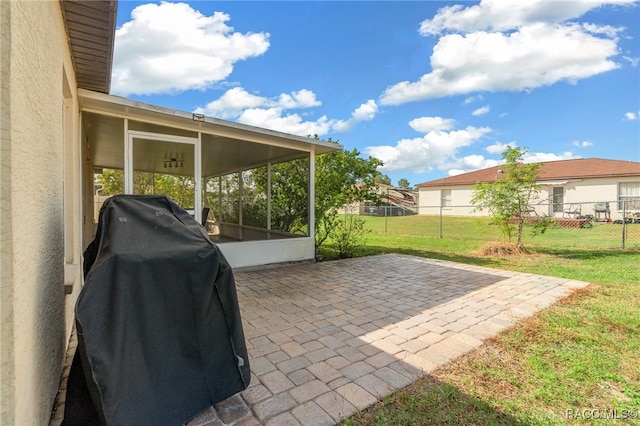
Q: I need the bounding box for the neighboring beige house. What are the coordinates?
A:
[1,1,337,424]
[417,158,640,218]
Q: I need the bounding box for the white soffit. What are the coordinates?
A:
[537,179,582,185]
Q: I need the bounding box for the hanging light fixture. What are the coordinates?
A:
[163,153,184,169]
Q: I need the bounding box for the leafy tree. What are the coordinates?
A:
[332,208,370,259]
[96,169,195,208]
[252,159,309,234]
[216,173,241,223]
[397,178,411,189]
[374,173,392,185]
[251,138,381,253]
[471,146,545,246]
[96,168,124,194]
[96,136,383,256]
[148,174,195,208]
[313,138,382,252]
[240,169,268,229]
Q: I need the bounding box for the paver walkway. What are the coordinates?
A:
[184,254,588,425]
[50,254,588,426]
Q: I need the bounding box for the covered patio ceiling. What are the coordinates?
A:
[79,90,340,177]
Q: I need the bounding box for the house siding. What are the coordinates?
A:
[418,186,481,216]
[418,176,640,217]
[1,1,81,424]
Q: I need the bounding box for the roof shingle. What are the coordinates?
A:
[417,158,640,188]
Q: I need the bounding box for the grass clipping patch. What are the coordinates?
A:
[477,242,532,257]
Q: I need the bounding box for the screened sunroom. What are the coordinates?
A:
[79,90,339,268]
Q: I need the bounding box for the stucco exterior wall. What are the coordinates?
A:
[1,1,82,424]
[419,177,640,218]
[418,186,481,216]
[540,177,639,212]
[1,1,15,424]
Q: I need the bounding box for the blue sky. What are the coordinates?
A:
[112,0,640,187]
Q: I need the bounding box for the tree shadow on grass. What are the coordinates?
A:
[340,242,640,264]
[340,374,531,426]
[533,247,640,260]
[321,244,505,269]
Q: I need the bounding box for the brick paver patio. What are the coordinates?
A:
[50,254,589,426]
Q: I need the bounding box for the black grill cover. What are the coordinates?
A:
[67,194,250,425]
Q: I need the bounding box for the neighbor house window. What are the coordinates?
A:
[618,182,640,211]
[552,187,564,213]
[441,189,452,207]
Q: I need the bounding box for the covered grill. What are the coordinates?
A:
[63,195,250,425]
[594,202,610,221]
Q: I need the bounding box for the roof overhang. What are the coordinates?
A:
[79,90,341,177]
[60,0,117,93]
[537,179,582,186]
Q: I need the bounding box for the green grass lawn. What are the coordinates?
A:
[360,214,635,250]
[319,215,640,426]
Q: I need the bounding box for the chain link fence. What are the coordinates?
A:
[359,200,640,249]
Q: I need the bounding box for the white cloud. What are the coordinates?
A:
[523,151,580,163]
[445,155,501,175]
[332,100,379,132]
[623,56,639,67]
[581,22,627,38]
[195,87,265,119]
[408,116,455,132]
[380,22,620,105]
[195,87,321,119]
[195,88,376,136]
[381,1,630,106]
[623,111,640,120]
[277,90,322,109]
[573,140,593,148]
[112,2,270,96]
[419,0,635,35]
[472,105,490,116]
[235,108,333,137]
[442,149,580,177]
[463,94,483,104]
[486,141,516,154]
[364,117,492,172]
[382,127,583,177]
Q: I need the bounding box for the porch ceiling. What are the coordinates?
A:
[80,90,340,177]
